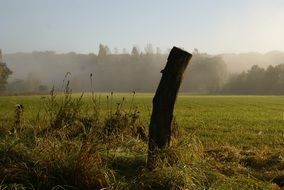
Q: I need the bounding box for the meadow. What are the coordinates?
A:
[0,93,284,189]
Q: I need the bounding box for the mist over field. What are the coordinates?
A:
[221,51,284,73]
[2,47,284,94]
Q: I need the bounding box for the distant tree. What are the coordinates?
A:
[222,72,247,94]
[38,85,49,92]
[245,65,265,93]
[131,46,140,56]
[144,44,154,54]
[98,44,110,57]
[0,61,12,92]
[193,48,199,55]
[25,72,41,92]
[183,54,227,93]
[222,63,284,95]
[269,64,284,94]
[7,79,26,93]
[0,49,2,61]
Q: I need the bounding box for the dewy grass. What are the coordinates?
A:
[0,94,284,189]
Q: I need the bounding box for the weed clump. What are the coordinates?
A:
[44,86,84,132]
[103,92,147,142]
[13,104,24,134]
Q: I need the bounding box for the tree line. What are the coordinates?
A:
[0,55,12,92]
[222,64,284,95]
[1,45,284,95]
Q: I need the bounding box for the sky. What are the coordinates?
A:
[1,0,284,54]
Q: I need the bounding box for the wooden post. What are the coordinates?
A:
[147,47,192,168]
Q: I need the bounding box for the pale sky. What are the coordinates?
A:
[1,0,284,54]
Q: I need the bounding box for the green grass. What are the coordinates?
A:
[176,95,284,149]
[1,94,284,149]
[0,93,284,189]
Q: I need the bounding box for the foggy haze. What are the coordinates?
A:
[221,51,284,73]
[2,47,284,94]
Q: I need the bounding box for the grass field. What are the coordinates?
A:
[0,93,284,189]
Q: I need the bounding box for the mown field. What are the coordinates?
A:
[0,93,284,189]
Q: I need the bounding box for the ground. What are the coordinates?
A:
[0,93,283,189]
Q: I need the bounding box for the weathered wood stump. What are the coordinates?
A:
[147,46,192,168]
